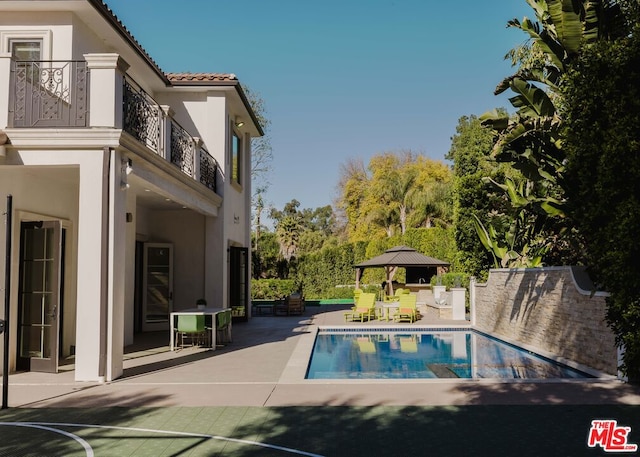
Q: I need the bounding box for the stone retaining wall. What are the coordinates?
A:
[472,266,617,375]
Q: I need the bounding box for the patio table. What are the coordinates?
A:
[169,307,228,351]
[378,301,400,321]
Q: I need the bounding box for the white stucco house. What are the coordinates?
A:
[0,0,262,382]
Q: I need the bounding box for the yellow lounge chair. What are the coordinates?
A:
[393,293,418,323]
[344,292,377,322]
[352,288,363,310]
[384,288,405,303]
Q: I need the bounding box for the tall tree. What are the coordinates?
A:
[245,86,273,254]
[244,85,273,192]
[335,158,371,241]
[409,157,453,229]
[446,114,508,277]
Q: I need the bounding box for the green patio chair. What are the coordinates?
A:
[176,314,206,348]
[216,309,232,345]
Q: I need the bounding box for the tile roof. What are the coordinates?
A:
[166,73,238,82]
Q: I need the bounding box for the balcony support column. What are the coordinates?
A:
[0,53,11,129]
[160,105,173,162]
[193,136,202,181]
[84,53,130,129]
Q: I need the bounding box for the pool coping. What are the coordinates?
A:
[279,324,616,384]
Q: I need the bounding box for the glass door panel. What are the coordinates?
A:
[142,243,173,331]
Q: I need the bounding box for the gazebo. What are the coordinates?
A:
[354,245,450,295]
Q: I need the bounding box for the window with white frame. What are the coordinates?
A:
[9,39,42,60]
[1,29,50,58]
[9,39,43,84]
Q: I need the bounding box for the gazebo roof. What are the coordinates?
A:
[354,245,450,269]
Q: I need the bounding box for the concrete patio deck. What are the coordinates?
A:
[3,303,640,409]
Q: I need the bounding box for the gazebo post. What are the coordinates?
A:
[386,266,398,296]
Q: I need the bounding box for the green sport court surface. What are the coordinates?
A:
[1,405,639,456]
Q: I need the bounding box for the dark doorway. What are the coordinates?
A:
[229,246,248,321]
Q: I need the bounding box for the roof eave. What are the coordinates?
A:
[87,0,171,85]
[169,79,265,137]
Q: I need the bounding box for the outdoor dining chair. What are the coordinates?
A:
[216,309,232,345]
[176,314,207,348]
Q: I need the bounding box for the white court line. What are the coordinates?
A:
[0,422,325,457]
[0,423,94,457]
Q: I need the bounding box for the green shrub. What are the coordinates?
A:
[251,279,297,300]
[318,284,381,300]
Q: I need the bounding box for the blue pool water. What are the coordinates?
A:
[306,329,593,379]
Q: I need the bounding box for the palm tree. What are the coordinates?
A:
[408,180,453,229]
[372,162,417,235]
[275,215,302,261]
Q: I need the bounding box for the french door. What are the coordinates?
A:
[142,243,173,331]
[17,221,62,373]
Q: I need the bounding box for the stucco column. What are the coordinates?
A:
[242,132,252,314]
[74,150,110,382]
[204,215,223,306]
[0,52,12,129]
[469,276,476,326]
[450,287,466,320]
[84,53,130,129]
[106,149,127,381]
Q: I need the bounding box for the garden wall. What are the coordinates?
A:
[471,266,617,375]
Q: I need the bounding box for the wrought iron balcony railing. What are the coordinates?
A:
[10,60,88,127]
[122,75,218,193]
[7,58,218,194]
[123,77,161,152]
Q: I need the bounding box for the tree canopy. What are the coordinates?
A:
[336,151,453,242]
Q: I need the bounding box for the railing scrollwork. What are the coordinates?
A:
[199,148,217,192]
[123,77,162,153]
[170,120,195,176]
[10,60,88,127]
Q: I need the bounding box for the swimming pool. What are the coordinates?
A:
[305,329,593,380]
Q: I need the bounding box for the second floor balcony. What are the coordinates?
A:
[5,56,217,194]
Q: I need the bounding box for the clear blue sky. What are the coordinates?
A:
[105,0,532,215]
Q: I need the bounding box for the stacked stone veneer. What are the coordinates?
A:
[472,266,617,375]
